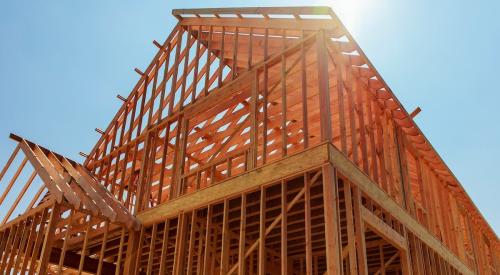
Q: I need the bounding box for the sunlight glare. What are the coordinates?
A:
[327,0,376,34]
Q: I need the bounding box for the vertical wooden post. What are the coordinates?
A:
[220,200,230,274]
[409,234,424,275]
[301,30,309,149]
[322,164,342,275]
[400,229,414,275]
[157,122,171,205]
[281,180,288,274]
[191,27,201,103]
[262,29,269,164]
[232,27,239,80]
[238,194,247,275]
[58,209,74,274]
[171,117,189,199]
[180,25,193,109]
[394,128,415,215]
[217,26,226,88]
[415,158,430,227]
[172,212,187,274]
[203,206,212,275]
[142,131,159,210]
[281,29,288,157]
[258,186,266,275]
[304,174,313,274]
[145,222,158,275]
[352,185,368,274]
[346,72,359,165]
[316,30,332,142]
[186,212,197,274]
[449,194,466,261]
[196,215,205,275]
[468,218,485,274]
[123,228,141,274]
[353,74,369,174]
[158,219,171,275]
[36,204,59,274]
[114,228,126,275]
[379,245,386,275]
[169,26,184,115]
[78,220,92,275]
[336,60,347,154]
[249,71,259,169]
[135,131,153,214]
[97,221,110,275]
[344,180,359,274]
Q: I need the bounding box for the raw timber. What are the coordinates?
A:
[0,6,498,274]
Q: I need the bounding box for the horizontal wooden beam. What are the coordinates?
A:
[361,206,407,251]
[173,6,334,16]
[327,144,474,275]
[49,248,116,274]
[137,142,330,225]
[178,18,337,31]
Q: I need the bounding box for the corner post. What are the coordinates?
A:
[317,30,332,142]
[322,164,342,274]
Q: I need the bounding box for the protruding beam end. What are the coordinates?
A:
[117,94,127,102]
[410,107,421,119]
[153,40,163,49]
[134,68,145,76]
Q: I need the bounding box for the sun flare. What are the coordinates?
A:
[327,0,375,34]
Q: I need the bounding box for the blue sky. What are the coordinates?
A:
[0,0,499,234]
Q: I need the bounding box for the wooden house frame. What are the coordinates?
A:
[0,6,498,274]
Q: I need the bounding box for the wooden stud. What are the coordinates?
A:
[220,200,230,274]
[321,164,342,275]
[77,218,92,275]
[258,186,266,275]
[202,206,212,275]
[158,219,171,275]
[97,221,110,275]
[238,194,247,275]
[304,173,313,274]
[316,31,332,141]
[281,180,288,274]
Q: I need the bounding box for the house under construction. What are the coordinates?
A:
[0,6,498,275]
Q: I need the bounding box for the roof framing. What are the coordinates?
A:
[0,6,497,274]
[159,6,495,243]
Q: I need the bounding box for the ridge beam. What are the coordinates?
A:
[178,17,338,31]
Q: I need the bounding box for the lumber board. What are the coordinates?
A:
[137,142,330,225]
[327,143,475,275]
[179,18,337,31]
[173,6,334,16]
[361,206,407,251]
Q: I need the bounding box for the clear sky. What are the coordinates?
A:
[0,0,499,234]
